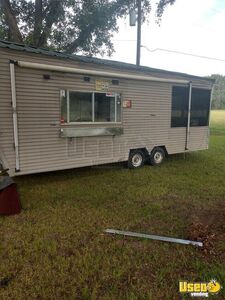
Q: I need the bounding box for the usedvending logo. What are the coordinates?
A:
[179,279,221,297]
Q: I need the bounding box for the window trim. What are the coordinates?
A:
[61,90,122,125]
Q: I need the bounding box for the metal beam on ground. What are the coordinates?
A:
[105,229,203,247]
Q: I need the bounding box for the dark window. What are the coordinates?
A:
[171,86,189,127]
[94,93,115,122]
[190,88,211,126]
[69,92,92,122]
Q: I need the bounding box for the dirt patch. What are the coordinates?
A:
[197,208,225,232]
[187,222,216,255]
[187,201,225,257]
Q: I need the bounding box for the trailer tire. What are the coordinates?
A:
[150,147,165,166]
[128,150,145,169]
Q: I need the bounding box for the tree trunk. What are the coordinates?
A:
[37,0,61,47]
[0,0,23,42]
[65,26,92,54]
[33,0,43,46]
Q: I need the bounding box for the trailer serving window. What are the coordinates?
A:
[171,86,211,127]
[60,91,121,123]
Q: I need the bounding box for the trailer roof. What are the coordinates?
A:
[0,39,215,83]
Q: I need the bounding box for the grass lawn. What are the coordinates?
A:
[1,110,225,299]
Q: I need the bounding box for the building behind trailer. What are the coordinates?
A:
[0,40,214,176]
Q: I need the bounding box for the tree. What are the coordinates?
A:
[210,74,225,109]
[0,0,176,55]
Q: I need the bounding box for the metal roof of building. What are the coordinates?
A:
[0,39,214,82]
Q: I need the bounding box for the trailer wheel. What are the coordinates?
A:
[150,147,165,166]
[128,150,145,169]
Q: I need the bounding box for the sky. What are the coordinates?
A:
[106,0,225,76]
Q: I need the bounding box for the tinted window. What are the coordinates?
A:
[69,92,92,122]
[190,88,211,126]
[94,93,115,122]
[171,86,189,127]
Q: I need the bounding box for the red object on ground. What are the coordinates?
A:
[0,184,21,215]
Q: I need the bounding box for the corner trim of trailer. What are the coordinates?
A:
[16,60,190,84]
[185,82,193,150]
[9,62,20,171]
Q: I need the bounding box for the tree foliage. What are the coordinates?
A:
[0,0,175,55]
[210,74,225,109]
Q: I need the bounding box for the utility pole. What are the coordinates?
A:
[136,0,141,66]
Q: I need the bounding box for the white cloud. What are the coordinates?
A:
[106,0,225,76]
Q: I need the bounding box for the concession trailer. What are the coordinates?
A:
[0,40,214,176]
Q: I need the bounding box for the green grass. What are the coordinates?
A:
[1,110,225,299]
[210,110,225,135]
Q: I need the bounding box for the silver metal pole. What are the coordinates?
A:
[207,84,215,143]
[115,94,117,122]
[10,62,20,172]
[92,92,95,122]
[185,82,192,150]
[67,90,70,123]
[136,0,141,66]
[105,229,203,247]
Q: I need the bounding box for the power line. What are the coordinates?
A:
[112,39,136,42]
[142,46,225,63]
